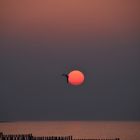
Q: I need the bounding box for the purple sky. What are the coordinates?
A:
[0,0,140,121]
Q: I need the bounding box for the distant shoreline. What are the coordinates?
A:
[0,120,140,123]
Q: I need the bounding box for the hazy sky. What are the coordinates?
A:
[0,0,140,121]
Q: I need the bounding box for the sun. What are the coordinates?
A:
[68,70,85,86]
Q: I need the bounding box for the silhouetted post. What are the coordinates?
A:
[28,134,33,140]
[7,135,10,140]
[3,135,5,140]
[5,135,7,140]
[13,135,16,140]
[10,135,12,140]
[24,135,26,140]
[32,136,36,140]
[54,137,57,140]
[0,133,3,140]
[17,135,19,140]
[61,137,64,140]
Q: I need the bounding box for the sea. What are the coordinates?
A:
[0,121,140,140]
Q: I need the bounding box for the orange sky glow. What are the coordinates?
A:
[1,0,140,41]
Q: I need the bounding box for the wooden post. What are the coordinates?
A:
[0,133,3,140]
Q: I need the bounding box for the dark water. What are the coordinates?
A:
[0,121,140,140]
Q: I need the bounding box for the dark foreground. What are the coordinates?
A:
[0,132,119,140]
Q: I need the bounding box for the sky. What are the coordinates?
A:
[0,0,140,121]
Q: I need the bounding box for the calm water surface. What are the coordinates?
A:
[0,121,140,140]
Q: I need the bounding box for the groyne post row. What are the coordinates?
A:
[0,133,72,140]
[0,133,120,140]
[73,138,120,140]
